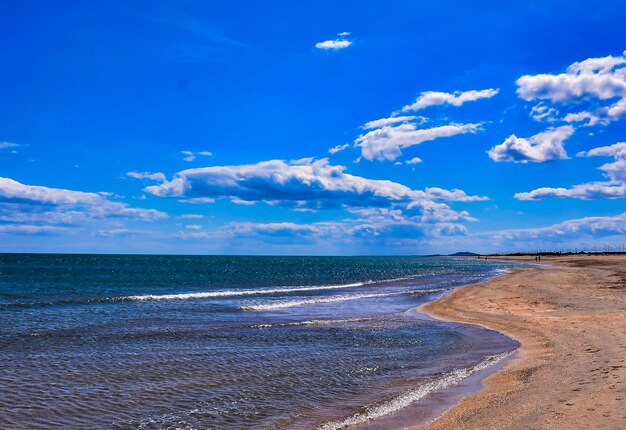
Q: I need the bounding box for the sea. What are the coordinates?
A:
[0,254,523,429]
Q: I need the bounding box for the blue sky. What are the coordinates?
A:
[2,1,626,254]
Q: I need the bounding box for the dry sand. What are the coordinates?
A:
[416,255,626,429]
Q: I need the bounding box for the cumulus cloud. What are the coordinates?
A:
[141,158,487,226]
[515,142,626,200]
[517,51,626,126]
[0,176,167,236]
[487,125,574,163]
[356,122,481,161]
[401,89,499,112]
[315,33,352,50]
[181,150,213,162]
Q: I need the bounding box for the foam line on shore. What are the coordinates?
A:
[317,352,512,430]
[121,276,420,302]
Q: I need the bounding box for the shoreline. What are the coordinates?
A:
[323,265,523,430]
[412,255,626,429]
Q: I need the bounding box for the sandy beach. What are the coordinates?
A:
[417,255,626,429]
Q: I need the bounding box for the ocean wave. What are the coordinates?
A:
[120,276,418,302]
[241,293,400,311]
[241,288,445,311]
[317,351,513,430]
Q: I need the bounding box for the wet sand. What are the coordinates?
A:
[417,255,626,429]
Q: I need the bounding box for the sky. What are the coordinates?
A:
[2,0,626,255]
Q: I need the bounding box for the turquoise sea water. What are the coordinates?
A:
[0,254,521,429]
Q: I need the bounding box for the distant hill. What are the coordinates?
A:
[448,251,480,256]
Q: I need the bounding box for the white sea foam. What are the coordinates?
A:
[121,276,418,302]
[241,293,398,311]
[251,317,372,329]
[241,288,445,311]
[317,351,512,430]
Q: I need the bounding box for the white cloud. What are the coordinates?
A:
[517,51,626,126]
[224,209,471,248]
[177,214,204,219]
[127,171,167,182]
[515,142,626,200]
[487,125,574,163]
[142,158,487,225]
[177,230,212,240]
[356,122,481,161]
[356,87,494,163]
[0,224,68,235]
[486,211,626,241]
[515,182,626,200]
[0,177,167,236]
[405,157,423,164]
[328,143,350,154]
[579,142,626,182]
[181,150,213,162]
[362,115,419,129]
[315,39,351,50]
[338,31,350,37]
[95,229,154,238]
[530,103,559,122]
[0,142,19,150]
[401,89,499,112]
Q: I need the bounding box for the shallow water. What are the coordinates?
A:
[0,254,521,429]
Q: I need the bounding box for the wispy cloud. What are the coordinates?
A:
[0,141,22,154]
[328,143,350,154]
[181,150,213,162]
[177,214,204,219]
[362,116,419,130]
[401,89,499,112]
[127,171,167,182]
[0,141,19,150]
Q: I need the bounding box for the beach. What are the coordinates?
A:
[418,255,626,429]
